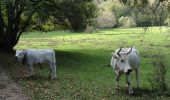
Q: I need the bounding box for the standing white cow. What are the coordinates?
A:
[110,47,140,94]
[15,49,57,79]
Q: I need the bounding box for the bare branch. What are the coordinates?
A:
[18,12,34,35]
[14,0,46,45]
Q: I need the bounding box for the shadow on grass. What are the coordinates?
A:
[16,75,60,82]
[115,87,170,98]
[0,50,94,67]
[54,50,98,68]
[97,32,139,36]
[0,50,101,80]
[1,51,170,98]
[16,75,48,81]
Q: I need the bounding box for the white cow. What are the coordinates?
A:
[110,47,140,94]
[15,49,57,79]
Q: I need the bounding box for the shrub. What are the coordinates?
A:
[97,10,117,28]
[95,0,118,29]
[149,48,168,94]
[118,16,136,28]
[165,15,170,26]
[112,2,131,18]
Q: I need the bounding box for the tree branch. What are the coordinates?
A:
[0,14,4,35]
[14,11,34,46]
[152,0,165,26]
[6,2,15,33]
[13,0,23,34]
[0,1,5,34]
[14,0,45,46]
[13,0,58,46]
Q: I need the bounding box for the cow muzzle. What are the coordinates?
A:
[126,69,132,75]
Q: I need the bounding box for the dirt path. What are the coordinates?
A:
[0,66,29,100]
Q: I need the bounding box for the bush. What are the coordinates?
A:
[97,10,117,28]
[95,1,118,29]
[61,0,96,32]
[149,48,167,94]
[118,16,136,28]
[165,15,170,26]
[112,2,131,18]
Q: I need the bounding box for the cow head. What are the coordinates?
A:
[15,50,25,61]
[112,47,132,75]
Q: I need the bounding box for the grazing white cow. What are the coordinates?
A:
[15,49,57,79]
[110,47,140,94]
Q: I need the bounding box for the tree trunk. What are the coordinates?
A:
[0,42,13,52]
[0,32,17,52]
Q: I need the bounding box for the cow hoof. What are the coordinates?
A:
[49,75,57,80]
[51,77,56,80]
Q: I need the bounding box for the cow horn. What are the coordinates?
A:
[127,46,132,54]
[117,47,122,56]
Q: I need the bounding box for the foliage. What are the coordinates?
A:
[0,0,57,50]
[132,11,154,27]
[165,15,170,26]
[118,16,136,28]
[112,1,131,18]
[60,0,96,32]
[117,0,169,27]
[149,48,167,94]
[0,0,96,50]
[95,0,169,28]
[96,1,117,28]
[97,10,117,28]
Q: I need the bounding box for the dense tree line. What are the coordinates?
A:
[95,0,170,28]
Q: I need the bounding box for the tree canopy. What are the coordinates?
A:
[0,0,96,51]
[95,0,170,28]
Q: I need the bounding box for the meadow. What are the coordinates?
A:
[1,27,170,99]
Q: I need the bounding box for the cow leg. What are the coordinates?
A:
[49,63,56,79]
[126,74,133,94]
[115,72,120,90]
[27,66,33,76]
[135,69,140,88]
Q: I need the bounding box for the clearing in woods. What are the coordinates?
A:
[0,27,170,99]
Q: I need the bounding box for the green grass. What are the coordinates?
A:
[1,27,170,99]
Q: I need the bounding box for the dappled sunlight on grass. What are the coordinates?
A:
[0,27,170,99]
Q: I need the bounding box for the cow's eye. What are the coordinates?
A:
[120,60,124,62]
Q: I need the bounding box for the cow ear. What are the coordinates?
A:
[112,53,119,59]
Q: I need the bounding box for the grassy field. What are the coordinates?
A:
[1,27,170,99]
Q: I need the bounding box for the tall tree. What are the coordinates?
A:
[0,0,51,51]
[0,0,95,51]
